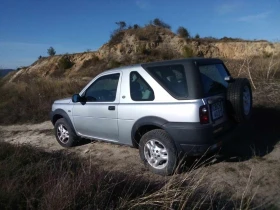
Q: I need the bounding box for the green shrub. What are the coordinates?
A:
[263,51,273,58]
[177,26,190,38]
[108,60,121,69]
[136,45,150,55]
[195,34,200,39]
[152,18,171,29]
[81,55,100,69]
[58,55,74,70]
[182,46,194,57]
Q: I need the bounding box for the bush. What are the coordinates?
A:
[108,60,121,69]
[47,47,56,56]
[58,55,74,70]
[0,78,87,124]
[133,24,140,29]
[109,30,125,46]
[81,55,100,69]
[152,18,171,29]
[195,33,200,39]
[182,46,194,57]
[177,26,190,38]
[115,21,126,30]
[263,51,273,58]
[126,25,167,43]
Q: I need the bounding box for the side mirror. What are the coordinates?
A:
[72,94,81,103]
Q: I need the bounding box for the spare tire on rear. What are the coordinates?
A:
[226,78,252,123]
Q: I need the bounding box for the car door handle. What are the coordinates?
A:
[108,106,115,111]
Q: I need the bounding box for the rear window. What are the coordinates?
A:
[146,64,188,99]
[199,64,229,97]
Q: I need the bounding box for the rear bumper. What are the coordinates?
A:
[163,121,238,156]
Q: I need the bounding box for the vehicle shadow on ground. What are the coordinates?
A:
[76,138,95,146]
[178,106,280,172]
[218,106,280,162]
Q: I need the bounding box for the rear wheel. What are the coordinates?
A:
[227,78,252,123]
[54,118,79,147]
[139,129,178,176]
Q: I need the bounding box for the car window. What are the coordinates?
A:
[199,64,229,97]
[130,71,154,101]
[145,64,188,99]
[84,73,120,102]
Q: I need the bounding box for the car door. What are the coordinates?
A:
[72,72,121,142]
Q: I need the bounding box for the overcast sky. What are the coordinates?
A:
[0,0,279,68]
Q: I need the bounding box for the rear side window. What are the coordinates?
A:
[130,72,154,101]
[146,64,188,99]
[199,64,229,97]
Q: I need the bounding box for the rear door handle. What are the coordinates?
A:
[108,106,115,111]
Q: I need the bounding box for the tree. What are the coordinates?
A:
[177,27,190,38]
[47,47,56,56]
[152,18,171,29]
[133,24,140,29]
[195,33,200,39]
[115,21,126,30]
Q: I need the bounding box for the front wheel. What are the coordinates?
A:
[139,129,178,176]
[54,118,79,148]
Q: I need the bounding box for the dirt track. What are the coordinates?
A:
[0,121,153,176]
[1,107,280,207]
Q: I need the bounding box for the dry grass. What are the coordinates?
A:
[0,141,158,209]
[224,55,280,107]
[0,77,87,124]
[0,141,264,210]
[224,54,280,81]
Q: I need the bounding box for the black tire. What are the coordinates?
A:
[227,78,253,123]
[54,118,79,148]
[139,129,178,176]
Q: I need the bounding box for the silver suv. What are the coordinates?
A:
[50,58,252,175]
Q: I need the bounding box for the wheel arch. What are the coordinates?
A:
[131,116,169,148]
[51,109,77,135]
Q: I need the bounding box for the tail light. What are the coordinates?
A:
[199,105,209,124]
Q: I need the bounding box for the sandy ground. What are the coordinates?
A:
[1,108,280,207]
[0,121,151,176]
